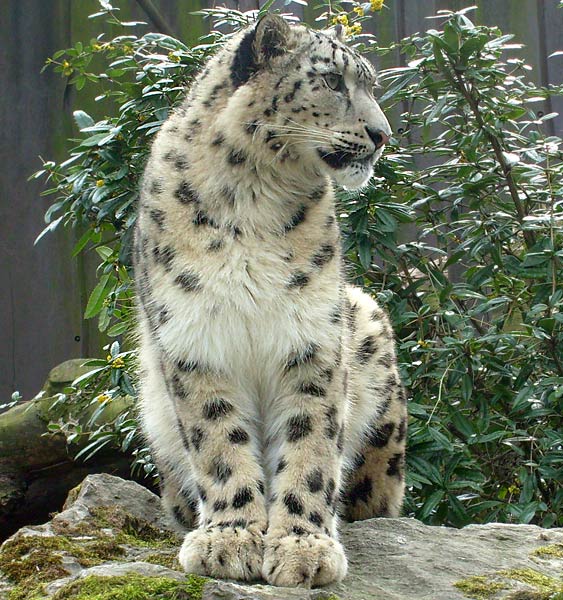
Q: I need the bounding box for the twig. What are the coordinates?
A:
[450,69,536,249]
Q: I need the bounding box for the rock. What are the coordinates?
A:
[44,562,186,597]
[59,473,167,530]
[1,474,562,600]
[0,361,136,541]
[41,359,93,398]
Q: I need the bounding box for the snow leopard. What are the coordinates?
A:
[133,14,406,588]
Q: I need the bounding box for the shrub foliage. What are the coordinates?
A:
[34,2,563,527]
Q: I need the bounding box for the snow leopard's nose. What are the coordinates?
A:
[365,126,390,149]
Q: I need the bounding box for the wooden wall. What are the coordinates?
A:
[1,0,562,400]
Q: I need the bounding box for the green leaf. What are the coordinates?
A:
[96,246,114,261]
[419,490,445,520]
[461,374,473,402]
[72,366,107,387]
[84,273,113,319]
[460,34,487,60]
[73,110,95,130]
[357,236,372,270]
[107,321,129,337]
[34,215,65,245]
[379,72,417,103]
[449,409,475,439]
[72,228,100,257]
[443,23,460,53]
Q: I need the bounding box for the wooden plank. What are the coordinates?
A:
[540,0,563,136]
[152,0,209,43]
[0,0,85,400]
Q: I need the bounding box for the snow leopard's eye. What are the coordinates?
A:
[323,72,345,92]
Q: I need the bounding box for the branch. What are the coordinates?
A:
[450,69,536,249]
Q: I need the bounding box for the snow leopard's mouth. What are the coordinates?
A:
[318,149,374,170]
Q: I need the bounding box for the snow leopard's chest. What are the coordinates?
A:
[153,224,341,379]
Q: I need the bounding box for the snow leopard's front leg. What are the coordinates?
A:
[161,360,268,582]
[263,338,348,588]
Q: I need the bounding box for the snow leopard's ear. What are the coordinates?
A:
[253,14,292,63]
[330,24,346,43]
[231,14,292,88]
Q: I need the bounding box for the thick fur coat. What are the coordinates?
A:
[134,15,406,588]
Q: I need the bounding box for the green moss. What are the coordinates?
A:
[2,534,126,577]
[0,536,70,584]
[141,552,180,570]
[89,507,178,549]
[63,483,83,508]
[0,505,182,600]
[52,505,178,549]
[455,568,563,600]
[531,544,563,560]
[0,534,125,600]
[505,592,552,600]
[7,582,46,600]
[498,569,563,594]
[51,574,206,600]
[454,575,506,599]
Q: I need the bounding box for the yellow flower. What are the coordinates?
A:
[168,52,181,63]
[370,0,384,11]
[111,357,125,369]
[332,14,349,26]
[92,44,103,52]
[96,179,105,187]
[96,393,111,404]
[347,24,363,36]
[62,60,73,76]
[353,6,365,16]
[106,354,112,362]
[508,484,520,495]
[418,339,430,348]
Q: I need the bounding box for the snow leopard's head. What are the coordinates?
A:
[190,15,391,190]
[236,15,390,189]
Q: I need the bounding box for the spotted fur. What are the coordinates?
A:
[134,15,405,589]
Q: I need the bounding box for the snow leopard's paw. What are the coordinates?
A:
[262,529,347,587]
[179,522,264,581]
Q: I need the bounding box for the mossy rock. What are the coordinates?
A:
[88,506,177,548]
[141,552,180,570]
[3,474,563,600]
[41,360,93,398]
[51,574,206,600]
[454,575,506,599]
[0,534,126,600]
[531,544,563,560]
[0,496,179,600]
[52,505,177,549]
[0,533,136,581]
[500,569,563,598]
[8,573,206,600]
[455,568,563,600]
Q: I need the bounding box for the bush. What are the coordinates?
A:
[34,2,563,526]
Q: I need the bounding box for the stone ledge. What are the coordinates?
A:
[1,474,561,600]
